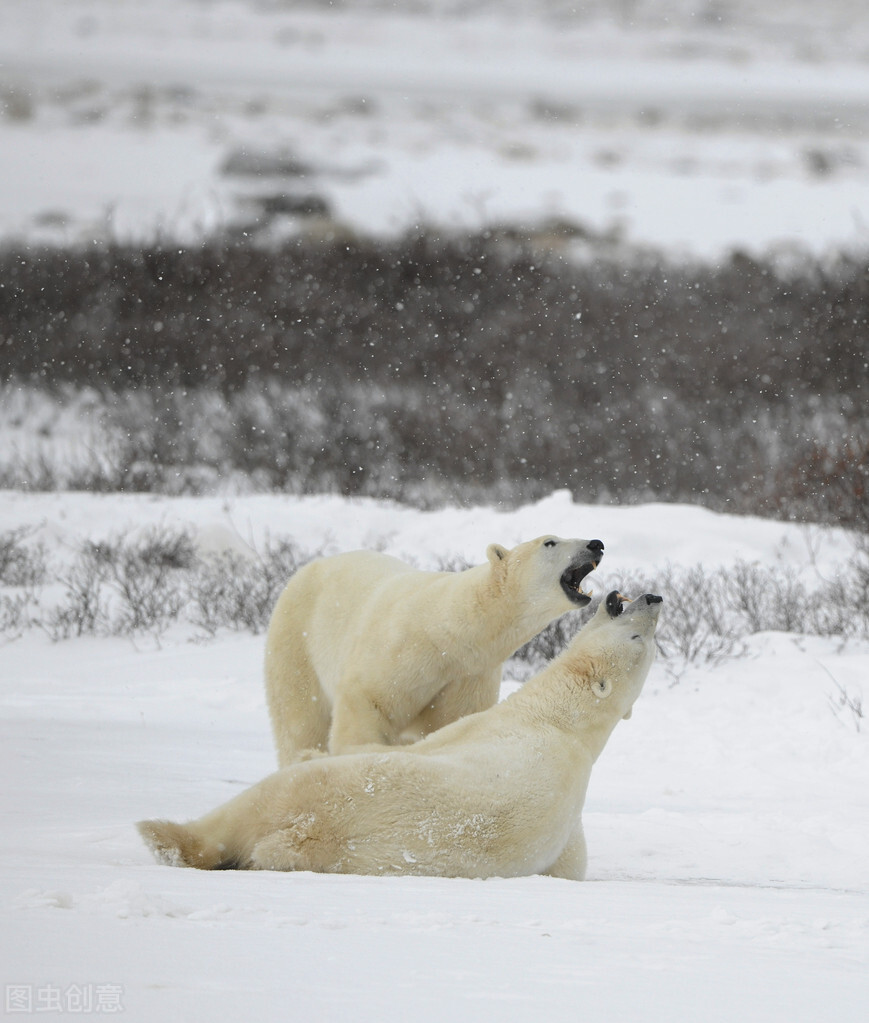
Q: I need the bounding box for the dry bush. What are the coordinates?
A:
[514,608,589,667]
[1,522,865,683]
[36,529,324,639]
[43,529,195,639]
[45,546,109,640]
[104,529,195,633]
[0,528,45,638]
[187,537,318,636]
[511,551,869,679]
[773,437,869,531]
[0,527,48,587]
[827,675,864,733]
[1,233,866,520]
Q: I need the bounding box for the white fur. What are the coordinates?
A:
[139,592,660,880]
[264,535,603,762]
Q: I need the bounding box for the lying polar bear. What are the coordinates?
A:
[264,535,604,764]
[139,589,661,880]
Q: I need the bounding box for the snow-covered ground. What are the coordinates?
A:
[1,489,867,1020]
[1,0,869,257]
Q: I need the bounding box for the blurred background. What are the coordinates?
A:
[1,0,867,522]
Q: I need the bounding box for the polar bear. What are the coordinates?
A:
[263,535,604,764]
[138,589,661,880]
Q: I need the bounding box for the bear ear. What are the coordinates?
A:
[594,678,613,699]
[486,543,509,566]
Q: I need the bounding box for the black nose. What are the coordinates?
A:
[645,594,663,605]
[587,539,604,553]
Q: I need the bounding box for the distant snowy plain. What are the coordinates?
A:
[1,0,868,257]
[1,490,867,1021]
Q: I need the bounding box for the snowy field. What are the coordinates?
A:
[1,0,869,258]
[1,490,867,1021]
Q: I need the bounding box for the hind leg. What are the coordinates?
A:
[265,637,331,767]
[138,769,297,869]
[137,818,233,870]
[250,808,351,873]
[249,827,318,872]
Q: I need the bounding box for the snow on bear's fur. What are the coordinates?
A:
[263,535,605,764]
[138,590,661,880]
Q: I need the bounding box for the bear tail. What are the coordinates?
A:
[137,818,228,870]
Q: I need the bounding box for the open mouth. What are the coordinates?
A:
[606,591,663,618]
[560,560,597,606]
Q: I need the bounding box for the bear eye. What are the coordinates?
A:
[544,539,557,547]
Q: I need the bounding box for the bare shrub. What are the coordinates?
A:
[0,527,48,587]
[816,535,869,640]
[730,561,813,634]
[513,566,738,674]
[622,564,738,672]
[1,235,866,520]
[516,557,868,680]
[188,537,318,636]
[827,676,864,733]
[43,529,195,639]
[852,535,869,607]
[0,529,46,638]
[36,529,320,641]
[19,524,869,665]
[773,437,869,531]
[515,608,590,667]
[103,528,195,634]
[0,591,38,638]
[45,545,110,640]
[427,552,473,573]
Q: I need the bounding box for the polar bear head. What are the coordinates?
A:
[568,590,662,723]
[485,535,604,615]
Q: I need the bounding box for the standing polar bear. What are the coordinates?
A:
[264,535,604,763]
[138,590,661,879]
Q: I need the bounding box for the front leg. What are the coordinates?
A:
[328,685,401,754]
[543,821,587,881]
[412,669,502,738]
